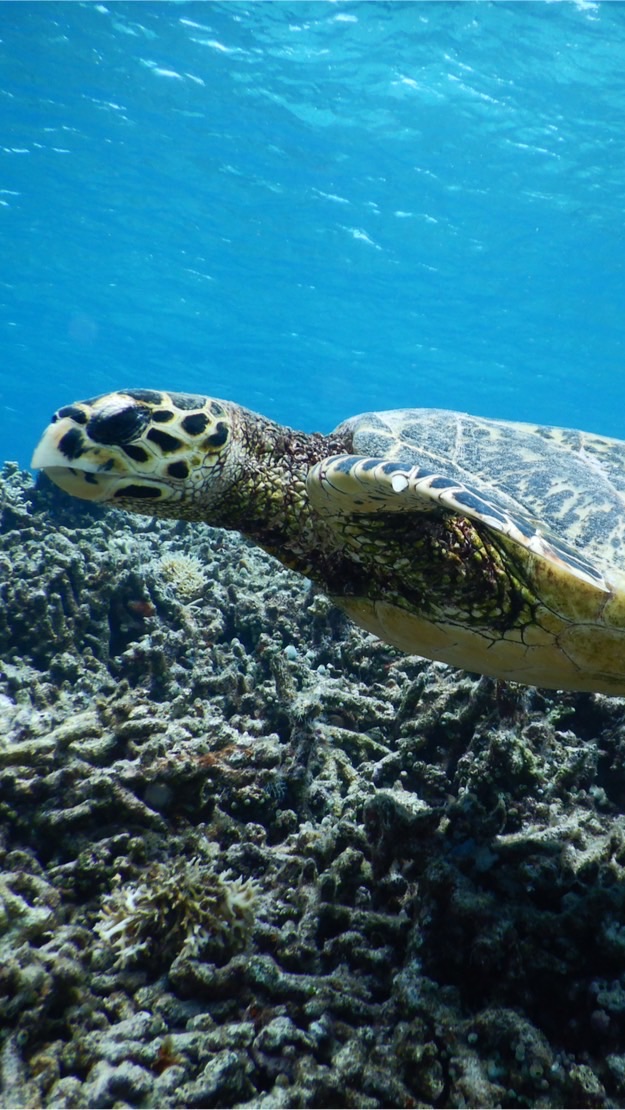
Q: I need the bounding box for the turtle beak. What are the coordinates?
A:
[31,413,131,503]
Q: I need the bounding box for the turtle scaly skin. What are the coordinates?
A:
[32,389,625,694]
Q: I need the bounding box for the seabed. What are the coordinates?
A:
[1,462,624,1109]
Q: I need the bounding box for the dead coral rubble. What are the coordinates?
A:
[2,464,625,1107]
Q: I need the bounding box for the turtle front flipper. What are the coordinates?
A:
[307,454,610,595]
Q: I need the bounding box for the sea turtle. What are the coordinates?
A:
[31,389,625,694]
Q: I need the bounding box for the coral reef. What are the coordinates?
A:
[2,461,625,1107]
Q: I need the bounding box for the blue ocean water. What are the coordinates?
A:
[1,0,624,469]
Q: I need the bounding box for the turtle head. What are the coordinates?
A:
[31,389,241,519]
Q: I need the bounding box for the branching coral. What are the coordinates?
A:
[94,858,258,968]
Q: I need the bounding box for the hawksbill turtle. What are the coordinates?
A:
[31,389,625,694]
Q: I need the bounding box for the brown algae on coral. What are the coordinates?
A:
[3,463,625,1107]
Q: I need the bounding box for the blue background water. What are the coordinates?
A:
[2,0,624,469]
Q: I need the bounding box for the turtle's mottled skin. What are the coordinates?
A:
[32,389,625,694]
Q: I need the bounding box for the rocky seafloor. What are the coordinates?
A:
[2,463,625,1109]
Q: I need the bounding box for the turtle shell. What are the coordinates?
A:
[335,408,625,574]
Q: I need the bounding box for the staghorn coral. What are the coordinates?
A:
[94,858,258,969]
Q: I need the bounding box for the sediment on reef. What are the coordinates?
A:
[2,461,625,1110]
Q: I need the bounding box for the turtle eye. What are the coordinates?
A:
[88,404,151,445]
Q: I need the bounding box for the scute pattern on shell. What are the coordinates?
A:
[339,407,625,568]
